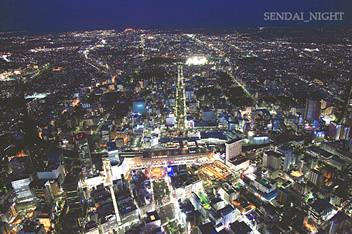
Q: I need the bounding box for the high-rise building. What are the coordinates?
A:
[225,139,242,165]
[37,164,66,185]
[328,211,352,234]
[305,98,321,122]
[276,146,293,171]
[308,199,334,225]
[29,179,54,208]
[308,169,324,188]
[75,133,93,175]
[340,125,351,140]
[62,173,85,216]
[11,176,35,203]
[107,141,120,166]
[328,122,342,140]
[263,151,282,171]
[276,187,290,206]
[185,88,195,102]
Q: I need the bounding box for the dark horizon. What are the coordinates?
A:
[1,0,351,34]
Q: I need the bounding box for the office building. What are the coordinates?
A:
[11,176,35,203]
[225,138,242,165]
[305,98,321,122]
[62,173,85,216]
[276,146,293,171]
[308,199,335,225]
[144,211,162,233]
[75,133,93,175]
[308,169,324,188]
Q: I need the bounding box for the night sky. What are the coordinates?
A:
[1,0,351,33]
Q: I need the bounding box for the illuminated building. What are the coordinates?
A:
[286,169,304,182]
[218,183,240,203]
[208,204,237,232]
[340,125,351,140]
[172,180,203,200]
[262,151,282,178]
[29,179,54,208]
[166,114,176,126]
[276,187,290,206]
[37,212,52,232]
[304,98,321,122]
[306,146,333,161]
[249,134,270,145]
[225,138,242,165]
[132,101,146,114]
[144,211,162,233]
[185,88,195,102]
[111,127,128,143]
[229,221,253,234]
[327,122,350,140]
[328,211,352,234]
[308,169,324,188]
[242,174,277,200]
[101,125,110,141]
[228,157,250,172]
[313,130,325,144]
[0,202,18,223]
[107,142,120,166]
[298,157,317,175]
[186,118,195,128]
[272,118,279,131]
[37,164,65,185]
[252,177,277,197]
[308,199,335,225]
[11,176,35,203]
[62,173,85,216]
[200,131,227,144]
[276,146,293,171]
[75,133,93,175]
[134,148,213,166]
[19,220,46,234]
[328,122,342,140]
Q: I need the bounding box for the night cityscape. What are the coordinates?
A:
[1,1,352,234]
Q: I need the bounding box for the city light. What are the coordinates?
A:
[1,24,350,234]
[186,56,207,65]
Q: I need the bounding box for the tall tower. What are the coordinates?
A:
[176,65,186,130]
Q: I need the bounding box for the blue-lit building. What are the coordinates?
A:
[185,88,195,102]
[272,118,279,131]
[132,101,146,114]
[107,141,120,166]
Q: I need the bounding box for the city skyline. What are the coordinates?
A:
[1,1,352,233]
